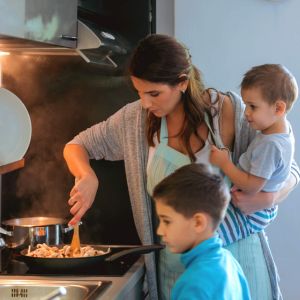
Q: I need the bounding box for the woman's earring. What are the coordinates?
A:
[181,90,186,94]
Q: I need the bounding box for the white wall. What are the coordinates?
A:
[173,1,300,299]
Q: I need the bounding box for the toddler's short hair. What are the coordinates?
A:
[241,64,298,111]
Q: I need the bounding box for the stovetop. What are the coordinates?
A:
[0,246,140,277]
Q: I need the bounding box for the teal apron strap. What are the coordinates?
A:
[204,113,221,148]
[160,117,168,145]
[204,112,232,189]
[204,112,231,154]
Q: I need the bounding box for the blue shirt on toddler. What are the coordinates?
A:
[171,235,251,300]
[239,130,294,233]
[218,128,294,244]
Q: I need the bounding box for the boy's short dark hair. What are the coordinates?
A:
[241,64,298,111]
[153,164,230,230]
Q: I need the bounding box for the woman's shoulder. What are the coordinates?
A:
[123,99,146,120]
[221,93,235,120]
[224,91,245,117]
[206,88,234,119]
[206,89,235,150]
[113,99,143,120]
[124,99,144,114]
[104,99,144,130]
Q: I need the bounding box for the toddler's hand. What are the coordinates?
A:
[209,145,230,168]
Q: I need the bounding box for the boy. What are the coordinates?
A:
[210,64,297,232]
[153,163,251,300]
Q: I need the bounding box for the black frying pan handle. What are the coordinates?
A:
[105,244,165,262]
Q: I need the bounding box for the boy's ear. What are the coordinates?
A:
[275,100,286,116]
[193,212,208,233]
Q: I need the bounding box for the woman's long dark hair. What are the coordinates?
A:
[128,34,216,161]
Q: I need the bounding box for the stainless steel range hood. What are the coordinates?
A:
[0,0,128,68]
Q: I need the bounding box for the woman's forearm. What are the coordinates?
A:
[63,143,99,225]
[210,146,266,194]
[273,172,297,205]
[63,144,96,179]
[231,172,298,214]
[221,160,265,194]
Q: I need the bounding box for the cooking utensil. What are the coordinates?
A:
[0,217,68,248]
[0,87,31,166]
[19,244,164,272]
[0,227,13,236]
[70,223,80,256]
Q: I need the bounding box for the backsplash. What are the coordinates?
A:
[1,54,140,244]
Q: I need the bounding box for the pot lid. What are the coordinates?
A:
[2,217,66,227]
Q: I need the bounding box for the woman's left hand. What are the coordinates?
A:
[230,185,275,214]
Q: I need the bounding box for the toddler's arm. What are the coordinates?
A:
[210,145,266,194]
[231,170,298,214]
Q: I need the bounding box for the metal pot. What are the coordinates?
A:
[0,217,69,249]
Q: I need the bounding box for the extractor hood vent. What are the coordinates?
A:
[0,0,129,68]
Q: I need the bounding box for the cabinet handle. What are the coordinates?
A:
[60,34,78,41]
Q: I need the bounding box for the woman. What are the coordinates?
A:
[64,34,299,300]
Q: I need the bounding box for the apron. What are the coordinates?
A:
[147,114,231,300]
[147,117,191,300]
[147,112,275,300]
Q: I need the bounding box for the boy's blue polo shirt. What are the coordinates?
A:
[171,235,251,300]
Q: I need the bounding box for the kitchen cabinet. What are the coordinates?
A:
[0,0,78,48]
[96,257,144,300]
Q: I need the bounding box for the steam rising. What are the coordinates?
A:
[2,55,86,218]
[1,54,139,244]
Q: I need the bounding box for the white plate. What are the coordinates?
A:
[0,87,31,166]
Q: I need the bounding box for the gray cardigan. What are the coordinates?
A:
[70,91,299,300]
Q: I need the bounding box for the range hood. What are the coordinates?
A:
[0,0,129,68]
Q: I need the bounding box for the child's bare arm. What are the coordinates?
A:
[231,188,273,214]
[210,145,266,194]
[231,173,296,213]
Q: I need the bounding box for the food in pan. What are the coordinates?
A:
[26,243,110,258]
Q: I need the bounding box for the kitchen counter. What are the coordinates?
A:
[0,257,145,300]
[89,256,145,300]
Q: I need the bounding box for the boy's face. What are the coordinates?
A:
[241,87,278,131]
[155,200,199,253]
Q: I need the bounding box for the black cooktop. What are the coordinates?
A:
[0,246,140,276]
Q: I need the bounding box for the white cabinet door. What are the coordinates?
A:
[0,0,78,48]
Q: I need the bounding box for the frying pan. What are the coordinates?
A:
[19,244,164,273]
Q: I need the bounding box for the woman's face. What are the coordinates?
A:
[131,76,187,117]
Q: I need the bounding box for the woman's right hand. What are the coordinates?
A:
[231,185,274,214]
[68,172,99,225]
[63,144,99,226]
